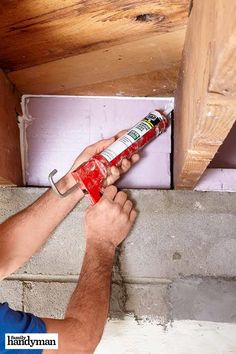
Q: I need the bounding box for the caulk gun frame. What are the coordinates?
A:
[48,169,81,198]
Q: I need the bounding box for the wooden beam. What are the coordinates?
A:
[8,30,185,95]
[54,67,179,97]
[0,70,22,186]
[174,0,236,189]
[0,0,188,71]
[209,0,236,96]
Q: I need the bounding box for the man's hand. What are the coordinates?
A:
[67,132,140,188]
[84,185,137,250]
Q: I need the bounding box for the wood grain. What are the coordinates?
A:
[8,29,185,94]
[0,0,189,71]
[174,0,236,189]
[0,70,22,185]
[209,0,236,96]
[55,66,179,96]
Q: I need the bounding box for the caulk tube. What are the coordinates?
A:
[72,105,173,203]
[99,107,172,167]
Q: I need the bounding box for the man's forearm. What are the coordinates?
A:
[0,174,83,279]
[43,240,114,354]
[66,240,114,335]
[68,240,114,351]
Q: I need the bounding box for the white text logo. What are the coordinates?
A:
[5,333,58,349]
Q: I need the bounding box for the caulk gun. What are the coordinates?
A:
[48,103,173,204]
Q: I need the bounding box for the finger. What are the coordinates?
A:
[123,200,133,215]
[131,153,140,164]
[120,159,131,173]
[87,137,115,155]
[114,129,127,139]
[102,185,118,200]
[129,209,137,224]
[106,166,120,186]
[114,191,128,207]
[111,165,121,179]
[118,154,140,174]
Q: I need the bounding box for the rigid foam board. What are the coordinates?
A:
[20,95,173,188]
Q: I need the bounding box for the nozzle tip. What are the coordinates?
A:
[163,102,174,117]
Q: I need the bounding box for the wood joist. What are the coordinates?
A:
[0,70,22,185]
[174,0,236,189]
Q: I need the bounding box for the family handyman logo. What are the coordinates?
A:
[5,333,58,349]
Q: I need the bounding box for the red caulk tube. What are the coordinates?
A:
[70,104,173,204]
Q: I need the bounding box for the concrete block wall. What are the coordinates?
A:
[0,188,236,325]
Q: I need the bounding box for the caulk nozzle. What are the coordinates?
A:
[163,102,174,117]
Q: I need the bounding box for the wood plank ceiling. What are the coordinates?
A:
[0,0,189,96]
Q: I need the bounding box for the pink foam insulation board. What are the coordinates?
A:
[20,96,173,189]
[196,121,236,192]
[195,168,236,192]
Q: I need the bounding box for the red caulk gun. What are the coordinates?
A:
[49,103,173,204]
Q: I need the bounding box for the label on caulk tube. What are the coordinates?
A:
[101,111,163,162]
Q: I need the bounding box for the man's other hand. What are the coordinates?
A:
[84,186,137,249]
[67,131,140,187]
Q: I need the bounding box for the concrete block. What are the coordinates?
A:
[1,189,236,279]
[23,280,169,321]
[0,280,23,310]
[120,190,236,279]
[125,283,169,322]
[169,278,236,323]
[23,282,76,319]
[16,201,86,275]
[0,188,87,276]
[0,188,38,219]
